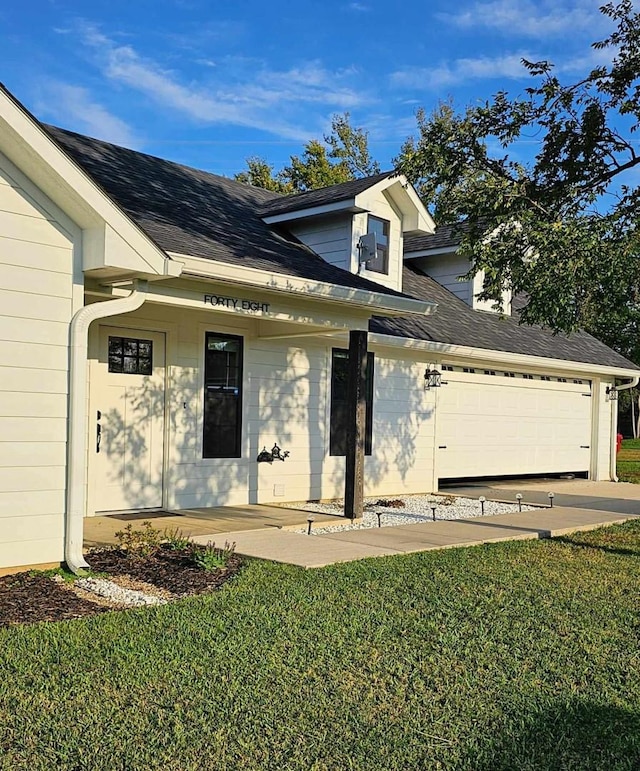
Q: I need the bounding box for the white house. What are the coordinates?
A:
[0,84,637,572]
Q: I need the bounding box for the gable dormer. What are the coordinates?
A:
[259,174,434,293]
[404,225,512,315]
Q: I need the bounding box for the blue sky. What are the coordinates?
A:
[2,1,616,177]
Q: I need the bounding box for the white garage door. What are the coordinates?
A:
[437,370,592,479]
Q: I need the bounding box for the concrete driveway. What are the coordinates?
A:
[440,478,640,516]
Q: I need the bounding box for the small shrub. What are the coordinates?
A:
[163,528,191,551]
[439,495,458,506]
[114,521,162,558]
[192,541,236,572]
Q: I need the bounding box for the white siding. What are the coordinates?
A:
[593,379,615,480]
[87,302,440,511]
[412,253,471,303]
[0,152,80,569]
[354,190,404,293]
[288,215,352,271]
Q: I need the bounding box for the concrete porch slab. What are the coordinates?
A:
[83,505,344,549]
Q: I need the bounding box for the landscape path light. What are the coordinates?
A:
[430,505,437,521]
[548,492,555,508]
[516,493,523,512]
[479,496,486,515]
[307,515,315,535]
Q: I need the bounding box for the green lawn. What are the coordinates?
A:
[618,438,640,483]
[2,524,640,770]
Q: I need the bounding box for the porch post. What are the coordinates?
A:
[344,329,368,519]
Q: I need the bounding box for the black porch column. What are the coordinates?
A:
[344,329,368,519]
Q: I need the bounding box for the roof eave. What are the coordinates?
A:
[262,198,367,224]
[369,332,639,377]
[170,252,436,317]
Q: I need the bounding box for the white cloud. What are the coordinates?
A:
[75,22,370,140]
[37,82,140,148]
[391,53,532,90]
[390,43,616,92]
[346,2,370,11]
[438,0,604,38]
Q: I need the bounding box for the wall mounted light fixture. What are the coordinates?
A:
[606,386,618,401]
[424,363,442,390]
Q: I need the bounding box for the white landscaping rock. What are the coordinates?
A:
[295,494,538,535]
[75,577,167,607]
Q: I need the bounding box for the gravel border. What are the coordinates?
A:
[293,494,539,535]
[74,577,168,607]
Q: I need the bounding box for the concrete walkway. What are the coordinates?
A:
[86,480,640,569]
[190,504,640,569]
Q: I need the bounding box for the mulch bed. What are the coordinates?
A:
[88,546,243,595]
[0,545,243,628]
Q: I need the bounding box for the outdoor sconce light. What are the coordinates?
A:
[606,386,618,401]
[424,363,442,391]
[271,443,290,461]
[256,444,290,463]
[257,447,273,464]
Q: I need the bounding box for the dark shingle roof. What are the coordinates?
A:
[404,222,471,254]
[370,265,638,370]
[258,172,392,218]
[44,126,409,298]
[35,125,636,371]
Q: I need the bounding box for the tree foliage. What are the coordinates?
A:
[235,113,380,194]
[395,0,640,344]
[234,157,295,194]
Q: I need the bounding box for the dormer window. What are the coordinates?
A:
[366,215,389,274]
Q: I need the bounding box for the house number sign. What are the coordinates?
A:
[204,294,270,313]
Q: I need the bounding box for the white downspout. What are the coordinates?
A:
[65,280,148,573]
[609,376,640,482]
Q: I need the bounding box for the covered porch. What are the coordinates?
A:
[83,504,343,549]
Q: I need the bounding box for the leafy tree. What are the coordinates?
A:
[235,113,380,193]
[282,139,352,191]
[233,157,294,195]
[395,1,640,338]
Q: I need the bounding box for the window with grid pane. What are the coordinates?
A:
[203,332,243,458]
[108,337,153,375]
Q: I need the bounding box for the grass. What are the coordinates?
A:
[2,524,640,770]
[617,438,640,482]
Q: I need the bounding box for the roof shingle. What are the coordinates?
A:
[44,126,408,298]
[258,172,392,217]
[371,265,638,370]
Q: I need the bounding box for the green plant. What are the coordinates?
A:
[162,527,191,551]
[29,566,107,582]
[114,521,162,558]
[192,540,236,572]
